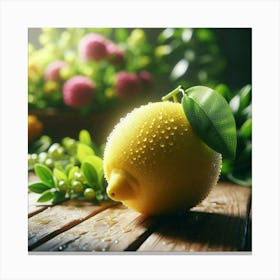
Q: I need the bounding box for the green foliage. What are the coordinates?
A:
[215,84,252,186]
[28,129,108,204]
[155,28,225,89]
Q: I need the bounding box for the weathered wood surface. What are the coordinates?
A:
[28,179,252,252]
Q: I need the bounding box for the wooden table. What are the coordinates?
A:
[28,173,252,253]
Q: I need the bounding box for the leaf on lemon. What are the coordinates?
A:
[182,86,237,159]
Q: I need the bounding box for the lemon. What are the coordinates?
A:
[104,101,221,215]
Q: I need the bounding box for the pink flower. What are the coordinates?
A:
[63,76,95,109]
[115,71,141,99]
[138,71,154,94]
[78,33,109,62]
[106,43,125,65]
[44,60,68,81]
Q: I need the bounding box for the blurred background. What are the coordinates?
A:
[28,28,252,186]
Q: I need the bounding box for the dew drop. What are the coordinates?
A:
[161,130,165,134]
[157,124,161,129]
[150,147,154,151]
[152,134,156,138]
[173,126,178,130]
[143,138,147,142]
[169,142,174,146]
[170,118,175,122]
[160,143,165,148]
[149,139,153,143]
[167,127,171,130]
[165,135,169,139]
[158,115,163,120]
[170,132,175,135]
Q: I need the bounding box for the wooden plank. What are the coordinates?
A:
[138,183,251,252]
[33,204,159,252]
[28,172,49,217]
[28,192,50,218]
[28,200,114,250]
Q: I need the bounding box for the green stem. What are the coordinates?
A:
[161,85,185,103]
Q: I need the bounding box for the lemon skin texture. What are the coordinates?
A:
[104,101,222,216]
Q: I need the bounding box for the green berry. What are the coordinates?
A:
[58,180,68,192]
[62,137,77,152]
[38,152,48,163]
[48,143,64,159]
[71,180,84,194]
[84,188,95,200]
[74,171,85,183]
[28,153,38,165]
[45,158,54,168]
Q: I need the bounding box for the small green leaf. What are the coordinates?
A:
[28,182,51,194]
[77,143,95,163]
[34,164,55,188]
[81,162,98,187]
[52,191,66,204]
[214,84,233,102]
[240,118,252,139]
[238,85,251,111]
[53,168,68,182]
[82,155,104,187]
[37,190,54,203]
[182,86,237,159]
[79,130,92,146]
[115,28,128,42]
[68,166,79,181]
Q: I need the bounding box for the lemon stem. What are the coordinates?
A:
[161,85,185,103]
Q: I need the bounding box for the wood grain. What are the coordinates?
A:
[33,204,158,252]
[28,180,252,252]
[138,183,251,252]
[28,200,114,250]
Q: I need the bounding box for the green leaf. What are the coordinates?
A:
[240,118,252,139]
[214,84,233,102]
[82,155,104,187]
[52,191,66,204]
[79,130,92,146]
[68,166,79,181]
[53,168,68,182]
[28,182,51,194]
[34,164,55,188]
[37,190,54,203]
[115,28,128,42]
[81,162,98,187]
[238,85,251,111]
[77,143,95,162]
[182,86,237,159]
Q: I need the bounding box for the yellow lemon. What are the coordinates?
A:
[104,101,221,215]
